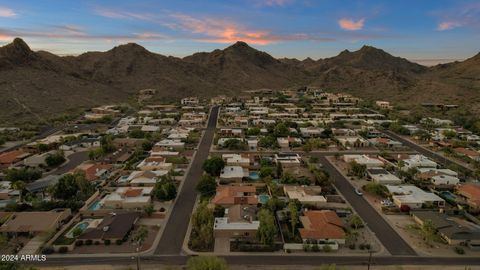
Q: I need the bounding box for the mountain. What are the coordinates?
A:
[0,38,479,124]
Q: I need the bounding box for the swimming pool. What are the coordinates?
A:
[258,194,270,204]
[65,221,90,238]
[249,171,260,181]
[88,201,101,211]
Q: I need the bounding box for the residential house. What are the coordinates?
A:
[219,166,248,184]
[366,168,402,185]
[0,209,71,235]
[211,186,258,207]
[100,187,153,209]
[337,136,368,148]
[75,163,113,182]
[214,205,259,239]
[283,185,327,207]
[457,184,480,212]
[386,185,445,209]
[299,210,346,245]
[155,139,185,151]
[0,150,30,169]
[136,156,172,171]
[411,211,480,247]
[343,155,385,168]
[300,127,324,138]
[77,212,140,242]
[454,148,480,162]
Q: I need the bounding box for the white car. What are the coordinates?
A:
[354,188,363,196]
[381,199,392,206]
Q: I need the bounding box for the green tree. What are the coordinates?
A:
[186,256,228,270]
[420,219,438,245]
[129,129,146,139]
[190,202,214,251]
[363,183,388,197]
[196,174,217,199]
[45,151,66,167]
[348,161,366,178]
[100,134,116,153]
[50,172,94,201]
[11,181,26,202]
[202,156,225,176]
[257,209,277,246]
[5,168,42,182]
[273,122,289,137]
[144,204,154,217]
[133,225,149,247]
[348,214,363,230]
[223,138,247,150]
[288,200,299,237]
[153,177,177,201]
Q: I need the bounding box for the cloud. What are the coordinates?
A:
[0,25,168,46]
[437,21,462,31]
[255,0,294,7]
[0,6,16,17]
[94,6,333,45]
[338,18,365,31]
[433,2,480,31]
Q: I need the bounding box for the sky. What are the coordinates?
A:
[0,0,479,65]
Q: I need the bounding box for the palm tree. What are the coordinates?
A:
[11,181,26,202]
[132,225,149,270]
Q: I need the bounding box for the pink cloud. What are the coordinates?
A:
[437,21,462,31]
[93,7,334,45]
[338,18,365,31]
[0,6,16,17]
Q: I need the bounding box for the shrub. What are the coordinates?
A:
[85,239,93,245]
[322,245,332,252]
[349,244,356,250]
[104,239,111,245]
[75,240,83,246]
[94,241,100,245]
[58,246,68,253]
[116,239,123,245]
[41,246,54,254]
[454,246,465,254]
[311,244,320,252]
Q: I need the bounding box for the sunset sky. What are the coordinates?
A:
[0,0,479,65]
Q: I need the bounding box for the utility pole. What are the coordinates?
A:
[367,250,373,270]
[136,246,140,270]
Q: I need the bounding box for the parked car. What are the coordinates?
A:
[381,199,392,206]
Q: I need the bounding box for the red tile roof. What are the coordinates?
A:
[299,210,345,240]
[0,150,28,165]
[457,184,480,207]
[211,185,258,206]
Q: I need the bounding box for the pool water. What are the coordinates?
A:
[258,194,270,204]
[65,221,90,238]
[249,171,260,180]
[88,201,101,211]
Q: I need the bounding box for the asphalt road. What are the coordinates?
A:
[46,151,90,175]
[154,106,219,255]
[318,156,417,256]
[383,130,472,172]
[38,254,480,267]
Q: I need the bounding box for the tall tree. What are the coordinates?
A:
[288,200,299,237]
[257,209,277,246]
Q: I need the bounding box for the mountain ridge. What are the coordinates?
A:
[0,37,478,124]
